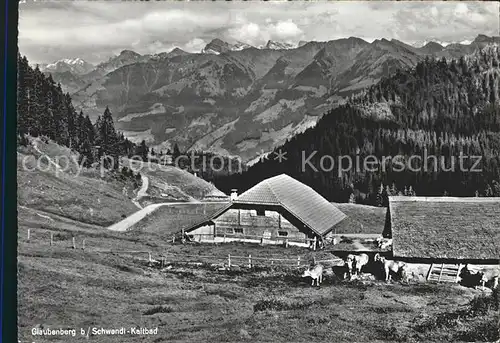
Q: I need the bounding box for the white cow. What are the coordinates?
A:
[302,264,324,286]
[374,253,406,281]
[345,253,369,278]
[479,267,500,290]
[376,237,393,249]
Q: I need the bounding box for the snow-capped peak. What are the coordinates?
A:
[202,48,221,55]
[201,39,254,54]
[61,58,87,66]
[264,40,295,50]
[232,41,254,51]
[43,58,94,75]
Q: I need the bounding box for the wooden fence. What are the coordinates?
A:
[95,250,344,270]
[178,230,323,250]
[21,229,319,252]
[23,229,87,250]
[20,229,344,269]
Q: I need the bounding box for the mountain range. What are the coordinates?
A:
[214,44,500,202]
[37,34,500,162]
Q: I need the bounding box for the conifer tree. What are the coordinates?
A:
[376,184,384,207]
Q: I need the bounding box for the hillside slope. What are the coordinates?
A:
[122,158,226,206]
[17,139,139,226]
[17,137,226,226]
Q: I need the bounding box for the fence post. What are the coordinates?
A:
[248,254,252,269]
[148,252,152,263]
[228,254,231,268]
[82,239,86,250]
[50,232,53,246]
[297,256,300,268]
[27,229,30,241]
[72,237,76,249]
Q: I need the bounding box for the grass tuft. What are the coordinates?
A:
[413,288,500,342]
[254,297,315,312]
[143,306,174,316]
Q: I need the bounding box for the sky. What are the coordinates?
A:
[19,1,500,65]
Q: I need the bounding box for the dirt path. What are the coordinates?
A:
[106,201,224,232]
[131,174,149,209]
[107,203,166,232]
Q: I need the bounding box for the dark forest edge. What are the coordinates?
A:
[214,45,500,205]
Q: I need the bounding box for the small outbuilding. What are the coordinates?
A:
[385,196,500,282]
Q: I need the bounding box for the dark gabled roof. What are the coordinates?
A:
[233,174,347,236]
[388,196,500,260]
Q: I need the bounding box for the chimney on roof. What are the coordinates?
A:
[230,189,238,201]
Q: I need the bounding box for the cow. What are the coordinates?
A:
[345,253,369,279]
[376,237,393,250]
[459,264,484,288]
[460,265,499,290]
[481,273,499,290]
[302,264,324,286]
[374,253,406,282]
[476,266,499,290]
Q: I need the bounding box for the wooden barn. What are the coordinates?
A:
[185,174,347,247]
[385,196,500,283]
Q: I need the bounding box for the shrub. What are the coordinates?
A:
[377,325,409,341]
[456,318,500,342]
[414,311,462,333]
[469,289,499,316]
[52,232,73,241]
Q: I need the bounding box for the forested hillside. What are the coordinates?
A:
[17,53,138,168]
[215,45,500,205]
[17,53,242,180]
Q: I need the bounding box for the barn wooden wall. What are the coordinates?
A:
[212,208,306,241]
